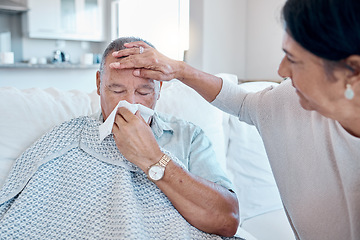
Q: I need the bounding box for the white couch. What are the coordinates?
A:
[0,73,295,240]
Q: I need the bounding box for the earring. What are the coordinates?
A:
[344,83,354,100]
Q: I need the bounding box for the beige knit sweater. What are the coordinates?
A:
[212,78,360,240]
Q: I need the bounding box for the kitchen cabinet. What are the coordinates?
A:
[23,0,104,42]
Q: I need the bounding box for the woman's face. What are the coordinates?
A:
[278,33,348,119]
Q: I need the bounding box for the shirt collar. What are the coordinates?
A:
[91,110,103,122]
[150,112,174,138]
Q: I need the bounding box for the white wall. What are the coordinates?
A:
[245,0,285,80]
[187,0,286,81]
[186,0,247,79]
[184,0,204,71]
[202,0,247,79]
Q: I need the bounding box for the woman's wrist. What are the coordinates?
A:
[174,60,187,82]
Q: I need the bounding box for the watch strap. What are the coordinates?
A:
[157,154,171,168]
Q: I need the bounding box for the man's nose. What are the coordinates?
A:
[278,56,290,79]
[123,93,137,104]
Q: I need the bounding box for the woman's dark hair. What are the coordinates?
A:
[282,0,360,62]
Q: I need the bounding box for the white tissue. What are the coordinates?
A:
[99,100,154,142]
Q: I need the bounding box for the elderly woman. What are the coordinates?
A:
[110,0,360,239]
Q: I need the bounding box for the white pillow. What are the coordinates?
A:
[0,87,99,187]
[155,79,229,173]
[226,81,283,223]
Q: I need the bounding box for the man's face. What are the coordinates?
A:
[96,53,160,121]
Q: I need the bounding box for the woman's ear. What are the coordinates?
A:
[96,71,101,96]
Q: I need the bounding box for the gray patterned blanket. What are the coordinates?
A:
[0,116,243,240]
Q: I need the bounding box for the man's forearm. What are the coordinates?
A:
[154,160,240,237]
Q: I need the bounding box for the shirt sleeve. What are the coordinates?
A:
[188,126,235,191]
[211,77,248,118]
[211,76,293,128]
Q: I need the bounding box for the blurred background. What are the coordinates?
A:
[0,0,286,92]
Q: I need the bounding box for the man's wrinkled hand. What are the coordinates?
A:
[112,107,163,172]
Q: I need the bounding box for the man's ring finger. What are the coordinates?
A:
[139,46,144,54]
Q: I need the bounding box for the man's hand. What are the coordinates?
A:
[112,107,163,172]
[112,107,239,237]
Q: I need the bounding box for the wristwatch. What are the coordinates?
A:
[147,154,171,181]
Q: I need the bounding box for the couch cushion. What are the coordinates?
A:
[0,87,98,187]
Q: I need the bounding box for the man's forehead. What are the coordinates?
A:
[107,82,155,88]
[104,53,159,87]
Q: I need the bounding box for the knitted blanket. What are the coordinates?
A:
[0,117,243,239]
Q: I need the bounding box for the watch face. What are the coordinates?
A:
[148,165,165,181]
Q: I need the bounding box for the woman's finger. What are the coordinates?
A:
[112,47,139,58]
[133,68,175,81]
[112,41,151,58]
[123,41,150,49]
[110,51,160,71]
[109,56,140,70]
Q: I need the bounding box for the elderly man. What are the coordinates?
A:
[0,37,240,239]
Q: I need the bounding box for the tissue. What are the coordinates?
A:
[99,100,154,142]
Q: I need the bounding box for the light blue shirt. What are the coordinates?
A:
[151,111,234,190]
